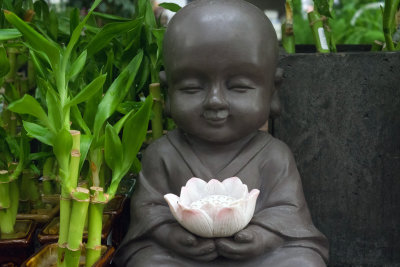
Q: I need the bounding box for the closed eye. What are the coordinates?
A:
[180,87,203,94]
[228,86,254,93]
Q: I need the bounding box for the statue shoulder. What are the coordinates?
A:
[258,132,297,167]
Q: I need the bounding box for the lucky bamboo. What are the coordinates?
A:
[282,1,295,54]
[308,10,330,53]
[42,157,56,195]
[383,0,400,51]
[64,187,90,267]
[85,186,109,267]
[0,178,19,236]
[58,130,81,266]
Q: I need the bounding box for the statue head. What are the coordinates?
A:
[161,0,280,144]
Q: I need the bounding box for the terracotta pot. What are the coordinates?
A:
[21,243,115,267]
[0,220,36,266]
[37,214,113,245]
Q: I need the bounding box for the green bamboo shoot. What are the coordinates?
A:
[149,83,163,140]
[308,10,330,53]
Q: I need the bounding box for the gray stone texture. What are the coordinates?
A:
[274,52,400,266]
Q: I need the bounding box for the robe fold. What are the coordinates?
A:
[113,130,329,266]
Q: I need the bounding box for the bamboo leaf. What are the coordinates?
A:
[313,0,334,18]
[66,74,106,107]
[158,2,182,12]
[86,19,142,56]
[71,105,91,136]
[92,11,130,22]
[4,10,60,69]
[29,50,46,78]
[0,29,22,41]
[48,9,58,41]
[70,8,80,36]
[121,95,152,167]
[53,128,72,173]
[79,134,92,171]
[46,84,62,130]
[104,123,123,172]
[68,50,87,81]
[7,94,52,130]
[93,51,143,137]
[113,108,136,134]
[63,0,102,66]
[23,121,54,146]
[0,45,10,77]
[108,96,152,196]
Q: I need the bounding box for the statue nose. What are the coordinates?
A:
[204,87,228,109]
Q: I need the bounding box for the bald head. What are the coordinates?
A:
[163,0,279,77]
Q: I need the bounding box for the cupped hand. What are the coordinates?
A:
[152,223,218,261]
[215,224,283,260]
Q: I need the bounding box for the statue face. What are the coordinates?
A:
[167,34,275,144]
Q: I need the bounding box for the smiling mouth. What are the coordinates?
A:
[202,110,229,121]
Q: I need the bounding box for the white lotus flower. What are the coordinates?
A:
[164,177,260,238]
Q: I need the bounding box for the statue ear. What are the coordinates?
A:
[269,68,283,119]
[159,71,171,117]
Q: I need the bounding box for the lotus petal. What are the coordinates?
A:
[244,189,260,222]
[164,193,181,220]
[205,179,227,196]
[222,177,249,199]
[179,206,214,238]
[180,177,207,205]
[213,202,248,237]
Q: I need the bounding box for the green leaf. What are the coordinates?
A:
[92,12,130,22]
[144,0,156,28]
[48,9,59,40]
[121,95,152,167]
[53,128,72,173]
[86,19,142,56]
[46,84,62,130]
[70,8,80,36]
[79,134,92,171]
[93,51,143,138]
[158,2,182,12]
[108,96,152,196]
[23,121,54,146]
[0,29,22,41]
[66,74,106,107]
[68,50,87,81]
[71,105,91,136]
[4,10,60,69]
[104,124,123,172]
[0,45,10,78]
[7,94,52,130]
[63,0,102,67]
[28,152,52,161]
[29,50,46,78]
[314,0,334,18]
[113,108,136,134]
[5,136,19,157]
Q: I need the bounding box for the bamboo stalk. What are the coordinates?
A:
[58,130,80,267]
[308,10,330,53]
[42,157,55,195]
[383,0,400,51]
[149,83,163,140]
[85,186,109,267]
[5,47,18,82]
[282,1,295,54]
[65,187,90,267]
[0,179,19,235]
[0,171,10,210]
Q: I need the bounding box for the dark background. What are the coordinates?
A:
[273,51,400,266]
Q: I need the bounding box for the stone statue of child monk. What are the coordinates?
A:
[113,0,329,266]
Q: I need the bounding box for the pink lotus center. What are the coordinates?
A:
[190,195,237,209]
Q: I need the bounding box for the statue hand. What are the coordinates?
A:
[152,223,218,261]
[215,224,283,260]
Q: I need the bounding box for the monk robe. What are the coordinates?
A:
[113,129,329,266]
